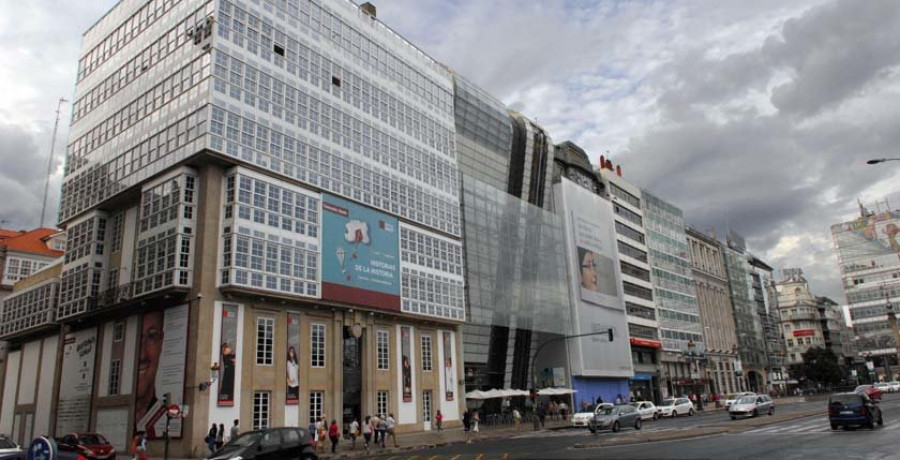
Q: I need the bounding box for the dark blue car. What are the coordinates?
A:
[828,392,883,430]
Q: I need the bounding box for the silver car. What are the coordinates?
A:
[729,394,774,419]
[588,404,643,433]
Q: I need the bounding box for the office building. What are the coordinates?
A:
[2,0,467,452]
[686,227,739,395]
[831,203,900,381]
[642,191,705,398]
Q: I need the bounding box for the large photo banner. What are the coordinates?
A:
[286,313,301,405]
[218,304,238,406]
[442,331,454,401]
[401,326,412,402]
[56,327,97,435]
[135,304,189,439]
[321,194,400,311]
[554,179,634,378]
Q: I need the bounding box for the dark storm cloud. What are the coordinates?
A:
[0,123,54,228]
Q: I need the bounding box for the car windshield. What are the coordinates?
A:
[79,435,107,446]
[855,386,870,392]
[737,396,757,404]
[598,407,616,415]
[0,439,17,449]
[659,400,675,406]
[228,432,262,447]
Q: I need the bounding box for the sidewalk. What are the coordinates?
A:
[318,419,570,459]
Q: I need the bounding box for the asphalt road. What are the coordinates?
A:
[372,394,900,459]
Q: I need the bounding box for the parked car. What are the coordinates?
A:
[725,392,756,408]
[729,394,774,419]
[571,403,614,427]
[57,433,116,460]
[828,392,883,430]
[630,401,660,420]
[209,427,316,460]
[875,382,891,394]
[855,384,883,400]
[889,381,900,393]
[658,398,694,417]
[588,404,643,433]
[0,437,24,460]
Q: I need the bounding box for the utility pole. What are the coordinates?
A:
[40,97,68,228]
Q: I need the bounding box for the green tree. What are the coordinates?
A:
[795,347,843,386]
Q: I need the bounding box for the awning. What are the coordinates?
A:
[465,388,530,399]
[537,387,577,396]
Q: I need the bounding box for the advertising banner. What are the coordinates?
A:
[135,304,188,439]
[286,313,301,404]
[218,304,238,406]
[55,327,97,435]
[793,329,815,337]
[443,331,454,401]
[554,179,634,378]
[401,326,413,402]
[321,194,400,310]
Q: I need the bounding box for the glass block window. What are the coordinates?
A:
[253,391,271,429]
[376,329,389,370]
[401,268,465,321]
[311,323,326,367]
[421,335,432,371]
[308,391,324,424]
[257,317,274,365]
[2,257,51,285]
[0,279,58,337]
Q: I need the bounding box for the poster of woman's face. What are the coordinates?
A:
[218,305,238,406]
[443,331,454,401]
[401,326,412,402]
[577,246,617,297]
[286,313,301,404]
[136,310,163,424]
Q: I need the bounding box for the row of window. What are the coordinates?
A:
[209,106,461,236]
[1,257,51,286]
[225,173,321,238]
[613,203,642,227]
[139,173,196,233]
[620,261,650,282]
[615,221,645,245]
[0,281,57,337]
[400,268,466,321]
[610,183,641,208]
[64,216,106,264]
[400,227,463,276]
[618,240,648,263]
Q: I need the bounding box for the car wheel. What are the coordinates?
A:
[830,423,838,430]
[753,409,759,418]
[688,409,694,416]
[865,417,875,429]
[653,412,659,420]
[612,421,620,433]
[731,415,736,420]
[635,418,642,430]
[768,407,774,416]
[589,427,596,434]
[878,415,884,426]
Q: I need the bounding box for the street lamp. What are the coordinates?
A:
[867,158,900,165]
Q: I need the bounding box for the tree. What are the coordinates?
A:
[794,347,843,386]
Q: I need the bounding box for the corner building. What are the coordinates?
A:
[52,0,465,454]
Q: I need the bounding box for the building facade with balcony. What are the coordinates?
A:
[723,235,766,392]
[1,0,469,453]
[686,227,739,396]
[776,271,826,368]
[0,228,65,301]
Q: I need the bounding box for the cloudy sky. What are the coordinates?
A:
[3,0,900,300]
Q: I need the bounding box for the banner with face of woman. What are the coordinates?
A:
[286,313,301,404]
[218,304,238,406]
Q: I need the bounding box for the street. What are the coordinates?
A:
[368,394,900,459]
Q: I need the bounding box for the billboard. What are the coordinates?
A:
[442,331,454,401]
[321,194,400,310]
[832,210,900,270]
[401,326,413,402]
[286,313,301,404]
[135,304,189,439]
[217,304,238,406]
[56,327,97,435]
[554,179,634,378]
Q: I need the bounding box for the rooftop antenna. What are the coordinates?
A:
[40,97,68,228]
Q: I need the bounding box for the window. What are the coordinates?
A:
[377,390,389,417]
[274,43,285,56]
[377,329,389,370]
[113,322,125,342]
[311,323,326,367]
[256,317,274,365]
[309,391,324,423]
[253,392,271,429]
[615,221,645,244]
[108,359,121,395]
[421,336,432,371]
[331,76,342,87]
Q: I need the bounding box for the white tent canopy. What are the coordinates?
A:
[465,388,530,399]
[537,387,577,396]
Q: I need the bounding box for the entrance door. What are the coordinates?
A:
[343,328,363,437]
[422,390,433,431]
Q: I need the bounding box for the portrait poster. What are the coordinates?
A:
[286,313,301,405]
[135,304,188,439]
[55,327,97,435]
[443,331,454,401]
[401,326,412,402]
[218,304,238,406]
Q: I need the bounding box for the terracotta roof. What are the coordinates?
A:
[0,227,64,258]
[0,228,21,239]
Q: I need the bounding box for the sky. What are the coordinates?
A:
[2,0,900,301]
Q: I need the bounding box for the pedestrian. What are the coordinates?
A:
[462,409,471,432]
[206,423,217,455]
[472,411,480,433]
[512,408,522,431]
[615,394,623,405]
[538,403,546,428]
[230,419,240,441]
[328,419,340,453]
[316,417,327,453]
[596,395,604,405]
[216,423,225,449]
[376,415,388,447]
[560,401,569,420]
[371,414,381,446]
[435,410,443,431]
[386,413,399,447]
[129,431,147,460]
[308,420,317,444]
[349,417,359,450]
[362,416,373,453]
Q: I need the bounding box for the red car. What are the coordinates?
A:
[855,384,883,400]
[57,433,116,460]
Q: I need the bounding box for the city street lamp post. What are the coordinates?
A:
[529,328,614,407]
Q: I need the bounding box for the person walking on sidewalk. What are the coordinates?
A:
[435,410,443,431]
[216,423,225,450]
[472,411,480,434]
[206,424,218,455]
[362,416,373,453]
[386,413,399,447]
[328,419,340,453]
[462,410,472,443]
[230,419,240,442]
[316,417,327,453]
[513,408,522,431]
[376,415,388,448]
[349,417,360,450]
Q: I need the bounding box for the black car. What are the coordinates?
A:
[828,392,883,430]
[209,428,316,460]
